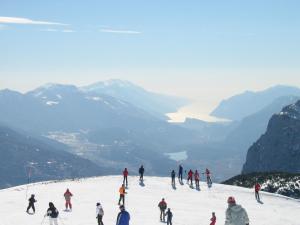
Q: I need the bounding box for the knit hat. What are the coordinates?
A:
[227,196,236,204]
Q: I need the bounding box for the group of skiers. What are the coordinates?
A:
[172,165,213,189]
[25,164,262,225]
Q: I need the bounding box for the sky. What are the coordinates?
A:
[0,0,300,121]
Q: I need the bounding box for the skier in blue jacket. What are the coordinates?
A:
[116,205,130,225]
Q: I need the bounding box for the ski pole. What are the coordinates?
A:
[40,216,46,225]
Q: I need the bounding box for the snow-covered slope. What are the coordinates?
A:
[1,176,299,225]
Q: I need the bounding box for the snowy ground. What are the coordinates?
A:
[1,176,299,225]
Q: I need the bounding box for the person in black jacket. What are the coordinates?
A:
[139,165,145,181]
[26,194,37,214]
[171,170,176,187]
[166,208,173,225]
[45,202,59,225]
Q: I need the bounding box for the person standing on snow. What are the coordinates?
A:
[26,194,37,214]
[116,205,130,225]
[210,212,216,225]
[171,170,176,186]
[225,196,249,225]
[64,188,73,211]
[45,202,59,225]
[194,170,200,189]
[158,198,167,222]
[123,168,129,187]
[254,182,261,201]
[139,165,145,182]
[165,208,173,225]
[178,165,183,182]
[205,168,212,186]
[118,184,127,205]
[187,169,193,186]
[96,202,104,225]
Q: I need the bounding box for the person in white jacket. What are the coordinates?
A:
[96,202,104,225]
[225,196,249,225]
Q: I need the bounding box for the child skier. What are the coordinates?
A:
[96,202,104,225]
[158,198,167,222]
[165,208,173,225]
[63,188,73,211]
[45,202,59,225]
[26,194,37,214]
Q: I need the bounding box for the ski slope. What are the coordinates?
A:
[0,176,299,225]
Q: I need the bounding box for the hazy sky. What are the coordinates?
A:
[1,0,300,120]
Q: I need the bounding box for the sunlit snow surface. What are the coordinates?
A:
[1,176,299,225]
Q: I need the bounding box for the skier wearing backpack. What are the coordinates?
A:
[205,168,212,186]
[116,205,130,225]
[171,170,176,187]
[123,168,129,187]
[165,208,173,225]
[64,188,73,211]
[139,165,144,182]
[118,184,127,205]
[210,212,216,225]
[187,169,193,186]
[194,170,200,189]
[45,202,59,225]
[255,183,261,201]
[96,202,104,225]
[158,198,167,222]
[225,196,249,225]
[26,194,37,214]
[178,165,183,182]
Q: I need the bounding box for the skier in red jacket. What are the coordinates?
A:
[255,183,261,201]
[187,169,193,186]
[210,212,216,225]
[64,188,73,211]
[123,168,129,187]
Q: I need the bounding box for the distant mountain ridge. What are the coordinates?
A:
[211,85,300,121]
[81,79,189,119]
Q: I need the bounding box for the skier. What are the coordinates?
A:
[225,196,249,225]
[171,170,176,187]
[158,198,167,222]
[178,164,183,183]
[45,202,59,225]
[123,168,129,187]
[194,170,200,189]
[254,182,261,201]
[116,205,130,225]
[205,168,212,186]
[64,188,73,211]
[26,194,37,214]
[187,169,193,186]
[165,208,173,225]
[118,184,127,205]
[210,212,216,225]
[96,202,104,225]
[139,165,145,182]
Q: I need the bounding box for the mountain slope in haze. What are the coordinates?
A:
[242,100,300,174]
[0,125,111,189]
[211,85,300,121]
[81,79,189,119]
[1,176,299,225]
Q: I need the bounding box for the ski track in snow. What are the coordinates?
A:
[0,176,299,225]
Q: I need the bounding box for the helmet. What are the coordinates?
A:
[227,196,236,204]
